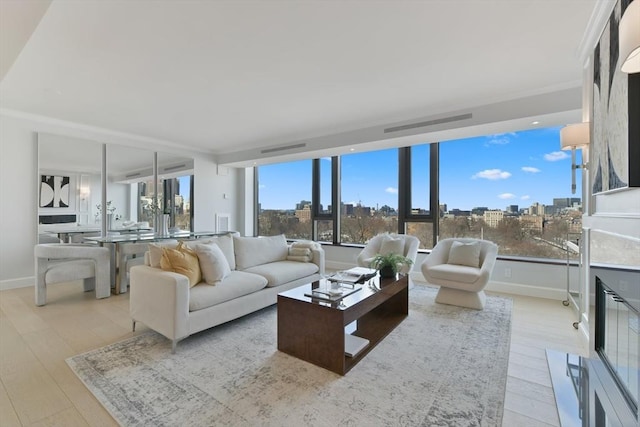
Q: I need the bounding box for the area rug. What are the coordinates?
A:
[67,285,512,426]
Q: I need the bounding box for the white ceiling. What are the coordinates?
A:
[0,0,608,166]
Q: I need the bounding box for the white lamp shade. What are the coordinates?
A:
[560,122,590,150]
[620,0,640,74]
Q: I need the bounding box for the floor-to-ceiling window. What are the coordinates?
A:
[340,148,398,244]
[439,127,582,258]
[254,126,582,261]
[257,159,312,239]
[400,144,437,249]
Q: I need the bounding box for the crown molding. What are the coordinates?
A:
[577,0,616,67]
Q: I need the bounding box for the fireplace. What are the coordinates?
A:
[593,267,639,421]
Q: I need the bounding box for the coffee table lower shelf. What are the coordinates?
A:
[277,276,408,375]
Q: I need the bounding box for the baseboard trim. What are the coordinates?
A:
[1,276,34,291]
[484,280,567,300]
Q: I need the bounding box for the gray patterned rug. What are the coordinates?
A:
[67,285,512,426]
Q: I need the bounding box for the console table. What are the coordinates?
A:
[84,231,221,294]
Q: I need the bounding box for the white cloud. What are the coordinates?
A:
[321,157,331,161]
[521,195,530,200]
[385,187,398,194]
[544,151,570,161]
[521,166,541,173]
[259,184,266,189]
[486,132,516,146]
[487,136,510,145]
[472,169,512,180]
[498,193,516,199]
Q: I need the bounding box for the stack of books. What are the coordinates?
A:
[328,267,378,284]
[304,286,361,302]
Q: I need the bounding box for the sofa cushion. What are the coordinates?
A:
[195,243,231,285]
[427,263,481,284]
[188,271,268,312]
[148,240,179,268]
[160,242,202,287]
[233,234,288,270]
[243,260,319,287]
[448,240,481,268]
[183,233,236,270]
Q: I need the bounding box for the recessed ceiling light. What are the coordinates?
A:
[531,121,540,125]
[349,148,355,152]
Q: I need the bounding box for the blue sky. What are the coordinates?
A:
[258,127,581,211]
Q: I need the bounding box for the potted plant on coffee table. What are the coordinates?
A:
[370,253,413,279]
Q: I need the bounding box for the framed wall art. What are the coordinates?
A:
[39,175,71,208]
[591,0,640,194]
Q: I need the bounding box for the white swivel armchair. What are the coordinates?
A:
[357,233,420,274]
[421,238,498,310]
[34,243,111,306]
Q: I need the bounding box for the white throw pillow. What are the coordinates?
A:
[186,233,236,270]
[195,243,231,285]
[380,237,404,256]
[448,241,481,268]
[148,241,179,268]
[287,246,312,262]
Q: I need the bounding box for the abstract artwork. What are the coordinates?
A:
[592,0,639,194]
[40,175,70,208]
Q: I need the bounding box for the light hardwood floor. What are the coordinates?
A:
[0,282,588,426]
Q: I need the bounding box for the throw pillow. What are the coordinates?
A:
[195,243,231,285]
[160,241,202,287]
[448,240,481,268]
[287,246,312,262]
[148,240,179,268]
[380,237,404,256]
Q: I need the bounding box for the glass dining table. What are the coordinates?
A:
[84,231,223,294]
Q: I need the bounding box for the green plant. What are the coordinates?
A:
[369,252,413,275]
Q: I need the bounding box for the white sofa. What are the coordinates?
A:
[130,233,325,351]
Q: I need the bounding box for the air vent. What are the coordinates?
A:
[384,113,472,134]
[125,172,142,179]
[261,143,306,154]
[163,164,187,172]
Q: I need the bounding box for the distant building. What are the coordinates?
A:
[449,209,470,217]
[553,198,581,214]
[529,202,545,216]
[507,205,519,214]
[471,207,489,216]
[296,200,312,210]
[295,205,311,222]
[483,210,504,227]
[519,215,544,233]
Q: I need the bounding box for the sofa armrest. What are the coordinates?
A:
[311,248,325,276]
[423,242,449,269]
[130,265,190,342]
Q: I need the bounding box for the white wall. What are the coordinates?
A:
[0,113,241,289]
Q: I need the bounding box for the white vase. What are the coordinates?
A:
[160,214,170,236]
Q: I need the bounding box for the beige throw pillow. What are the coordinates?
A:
[148,240,179,268]
[160,241,202,287]
[195,243,231,285]
[448,241,481,268]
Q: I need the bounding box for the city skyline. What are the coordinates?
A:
[258,126,583,211]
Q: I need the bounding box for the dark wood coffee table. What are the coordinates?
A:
[277,275,409,375]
